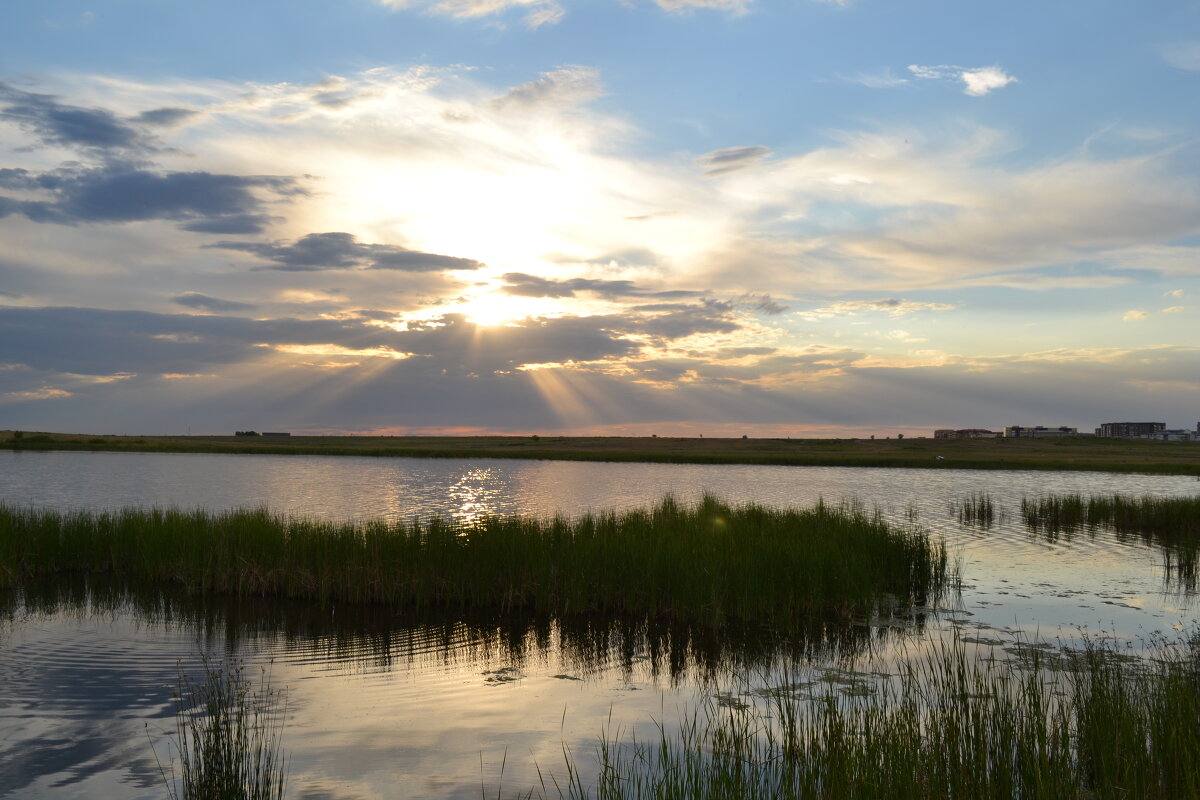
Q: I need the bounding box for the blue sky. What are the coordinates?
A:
[1,1,1198,436]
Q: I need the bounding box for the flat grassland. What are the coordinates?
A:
[3,429,1199,475]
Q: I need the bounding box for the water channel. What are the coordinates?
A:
[1,450,1198,798]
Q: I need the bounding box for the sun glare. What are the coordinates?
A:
[454,291,558,328]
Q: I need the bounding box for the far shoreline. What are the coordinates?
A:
[3,430,1199,476]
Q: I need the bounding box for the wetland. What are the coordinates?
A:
[1,450,1199,798]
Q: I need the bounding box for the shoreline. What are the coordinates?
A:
[3,430,1199,476]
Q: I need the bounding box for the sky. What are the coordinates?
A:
[1,1,1198,437]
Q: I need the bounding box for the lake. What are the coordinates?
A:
[1,450,1198,798]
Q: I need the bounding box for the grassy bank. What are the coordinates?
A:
[0,497,948,630]
[544,634,1200,800]
[3,430,1199,475]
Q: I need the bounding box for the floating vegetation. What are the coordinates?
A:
[954,492,997,528]
[541,633,1200,799]
[0,496,950,632]
[154,657,288,800]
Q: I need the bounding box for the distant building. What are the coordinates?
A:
[1004,425,1078,438]
[934,429,1001,439]
[1138,429,1200,442]
[1095,422,1165,438]
[262,432,292,437]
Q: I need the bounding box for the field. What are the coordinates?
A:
[3,430,1199,475]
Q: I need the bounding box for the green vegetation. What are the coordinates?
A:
[1021,494,1200,588]
[542,634,1200,800]
[155,658,287,800]
[0,497,947,630]
[3,429,1199,475]
[954,492,997,527]
[1022,493,1200,537]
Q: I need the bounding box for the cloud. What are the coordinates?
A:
[0,164,297,233]
[653,0,751,13]
[1160,41,1200,71]
[132,107,198,127]
[377,0,564,28]
[493,66,603,111]
[907,64,1017,96]
[1122,310,1147,321]
[500,272,698,299]
[0,82,149,151]
[845,69,909,89]
[209,232,484,272]
[960,66,1018,97]
[172,292,257,312]
[801,299,956,319]
[1162,306,1185,313]
[696,145,772,177]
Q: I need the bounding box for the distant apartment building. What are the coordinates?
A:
[934,429,1002,439]
[1139,428,1200,442]
[1004,425,1078,438]
[1095,422,1165,438]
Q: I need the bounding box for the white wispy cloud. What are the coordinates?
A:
[1160,41,1200,71]
[1123,310,1148,321]
[1162,306,1185,313]
[845,69,909,89]
[908,64,1017,96]
[377,0,564,28]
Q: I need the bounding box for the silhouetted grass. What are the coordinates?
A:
[542,633,1200,799]
[0,496,949,630]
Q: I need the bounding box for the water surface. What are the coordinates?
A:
[1,451,1198,798]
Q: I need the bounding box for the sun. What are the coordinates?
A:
[453,289,557,328]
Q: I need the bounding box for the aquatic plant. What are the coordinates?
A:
[954,492,996,527]
[1021,493,1200,588]
[155,657,288,800]
[540,632,1200,799]
[0,496,949,631]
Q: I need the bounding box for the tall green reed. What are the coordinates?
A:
[154,657,288,800]
[541,632,1200,799]
[0,496,950,631]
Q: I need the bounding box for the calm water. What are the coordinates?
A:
[1,450,1199,798]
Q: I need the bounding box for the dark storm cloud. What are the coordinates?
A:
[0,164,296,233]
[500,272,699,300]
[696,145,772,177]
[0,82,145,151]
[172,292,256,312]
[210,232,484,272]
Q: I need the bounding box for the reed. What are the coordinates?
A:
[0,496,949,630]
[954,492,996,527]
[1021,494,1200,588]
[542,633,1200,799]
[157,658,288,800]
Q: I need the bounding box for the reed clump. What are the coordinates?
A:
[0,496,948,630]
[954,492,996,527]
[156,658,288,800]
[1021,494,1200,588]
[544,633,1200,799]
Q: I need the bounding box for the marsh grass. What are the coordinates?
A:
[155,657,287,800]
[0,496,949,630]
[953,492,997,528]
[542,633,1200,799]
[1021,494,1200,588]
